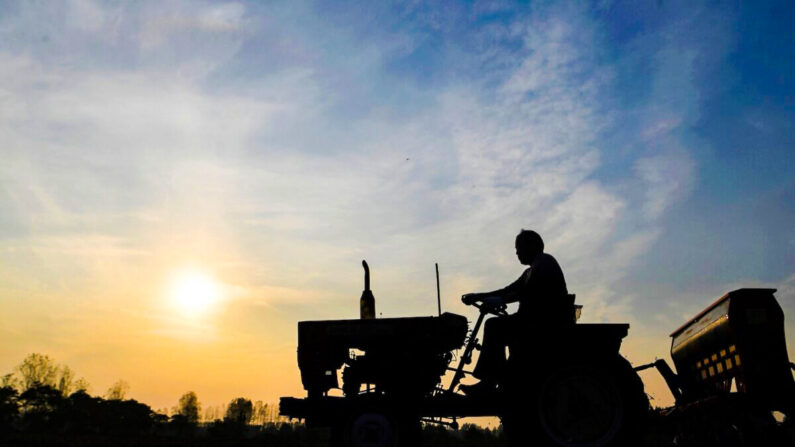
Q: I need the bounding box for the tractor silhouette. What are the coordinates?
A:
[280,262,794,447]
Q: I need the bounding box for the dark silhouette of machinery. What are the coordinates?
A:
[297,312,468,400]
[280,263,794,447]
[635,288,795,446]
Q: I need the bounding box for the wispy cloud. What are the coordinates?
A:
[635,148,695,220]
[0,1,693,320]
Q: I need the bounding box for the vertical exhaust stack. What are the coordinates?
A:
[360,260,375,319]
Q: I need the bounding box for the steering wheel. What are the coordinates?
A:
[471,300,508,317]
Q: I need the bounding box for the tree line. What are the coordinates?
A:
[0,353,503,446]
[0,354,289,440]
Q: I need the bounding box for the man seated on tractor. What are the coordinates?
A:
[460,229,570,396]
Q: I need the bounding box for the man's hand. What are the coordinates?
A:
[482,296,504,309]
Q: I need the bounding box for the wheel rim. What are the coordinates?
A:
[538,370,624,446]
[349,413,395,447]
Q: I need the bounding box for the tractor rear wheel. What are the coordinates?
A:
[503,356,648,447]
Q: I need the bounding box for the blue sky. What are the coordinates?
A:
[0,0,793,411]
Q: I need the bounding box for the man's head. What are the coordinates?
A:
[515,229,544,265]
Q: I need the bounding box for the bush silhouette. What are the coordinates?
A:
[0,386,18,430]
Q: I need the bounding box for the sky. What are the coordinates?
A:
[0,0,793,417]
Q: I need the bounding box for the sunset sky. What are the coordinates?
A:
[1,0,793,417]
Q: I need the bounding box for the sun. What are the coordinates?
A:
[170,270,222,317]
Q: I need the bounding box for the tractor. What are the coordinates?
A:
[280,262,794,447]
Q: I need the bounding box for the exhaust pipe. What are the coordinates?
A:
[360,260,375,319]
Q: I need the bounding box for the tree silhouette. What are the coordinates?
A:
[105,379,130,400]
[252,400,268,425]
[18,384,64,431]
[16,354,58,391]
[0,386,18,430]
[63,390,100,434]
[57,365,73,396]
[74,377,90,394]
[13,354,88,397]
[19,384,62,414]
[225,397,253,425]
[2,373,18,389]
[175,391,200,425]
[101,398,157,434]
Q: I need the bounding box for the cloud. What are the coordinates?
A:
[139,2,247,48]
[0,0,249,79]
[0,1,677,324]
[635,148,696,220]
[545,183,625,259]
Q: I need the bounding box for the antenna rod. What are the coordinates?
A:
[435,263,441,316]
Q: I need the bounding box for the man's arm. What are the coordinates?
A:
[461,272,525,305]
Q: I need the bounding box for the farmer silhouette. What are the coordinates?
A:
[460,229,569,396]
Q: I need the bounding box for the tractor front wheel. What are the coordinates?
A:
[332,408,421,447]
